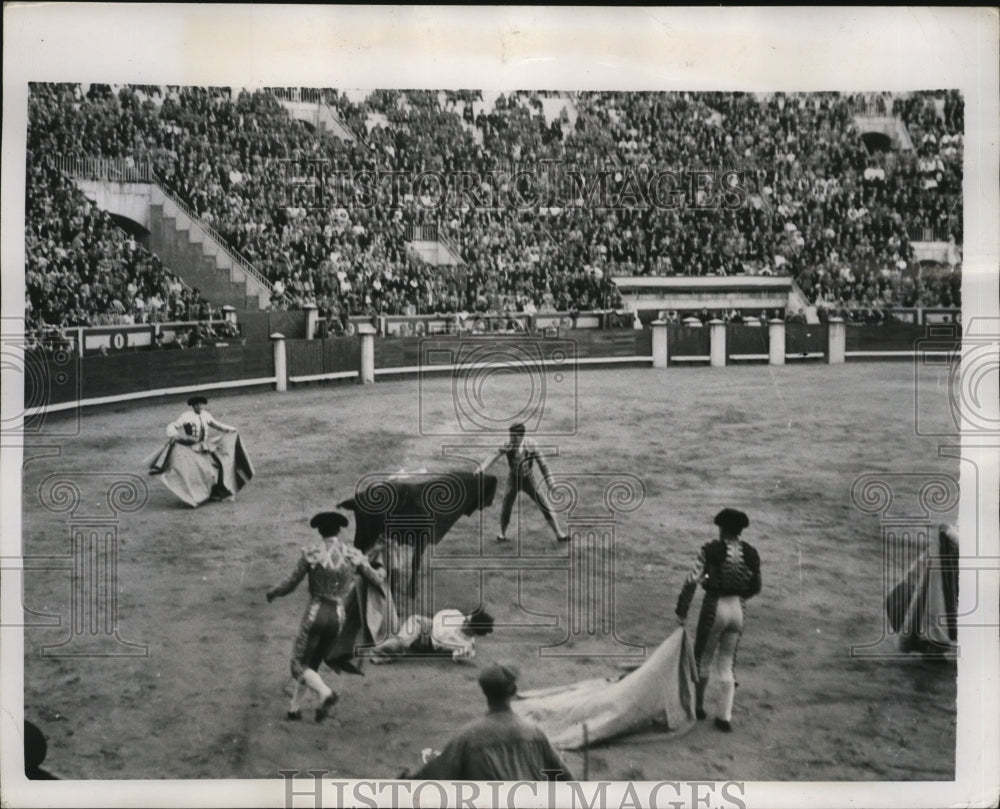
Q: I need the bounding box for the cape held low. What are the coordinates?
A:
[512,627,699,749]
[325,559,400,675]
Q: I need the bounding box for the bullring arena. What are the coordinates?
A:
[20,355,960,782]
[8,75,985,796]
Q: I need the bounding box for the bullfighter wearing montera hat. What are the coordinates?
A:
[267,512,382,722]
[675,508,762,732]
[146,394,253,506]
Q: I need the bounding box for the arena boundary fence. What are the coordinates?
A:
[19,322,961,419]
[20,343,277,417]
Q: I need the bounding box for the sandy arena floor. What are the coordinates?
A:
[20,361,958,781]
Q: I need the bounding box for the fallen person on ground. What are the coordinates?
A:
[368,606,494,663]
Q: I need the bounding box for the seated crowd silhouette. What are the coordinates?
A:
[26,84,962,342]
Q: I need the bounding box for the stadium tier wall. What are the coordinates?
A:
[20,325,960,418]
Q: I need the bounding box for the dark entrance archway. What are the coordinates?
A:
[861,131,893,154]
[108,212,151,247]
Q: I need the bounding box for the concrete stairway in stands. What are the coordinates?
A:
[406,239,465,267]
[277,97,358,143]
[147,191,271,311]
[789,278,821,324]
[69,173,270,311]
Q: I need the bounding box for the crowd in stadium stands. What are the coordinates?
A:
[26,83,962,330]
[24,154,221,348]
[148,319,241,351]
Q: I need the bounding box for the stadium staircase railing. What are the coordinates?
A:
[264,86,360,144]
[53,155,153,183]
[318,97,361,144]
[403,224,465,267]
[788,278,821,324]
[437,230,464,264]
[149,176,273,310]
[51,155,272,311]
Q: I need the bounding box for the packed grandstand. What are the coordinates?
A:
[25,84,962,346]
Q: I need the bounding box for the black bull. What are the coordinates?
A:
[338,470,499,601]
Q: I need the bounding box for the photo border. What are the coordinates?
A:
[2,5,998,808]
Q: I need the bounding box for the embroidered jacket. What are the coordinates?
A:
[676,539,761,619]
[268,538,363,603]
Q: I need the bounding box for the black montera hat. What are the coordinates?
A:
[310,511,349,537]
[187,395,208,407]
[714,508,750,534]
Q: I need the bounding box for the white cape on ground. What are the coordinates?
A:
[513,627,698,749]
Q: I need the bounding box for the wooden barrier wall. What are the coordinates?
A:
[845,323,961,353]
[23,344,274,408]
[285,337,362,379]
[662,323,960,363]
[20,323,961,417]
[727,324,770,359]
[239,310,308,342]
[666,325,711,361]
[784,323,828,358]
[371,329,652,373]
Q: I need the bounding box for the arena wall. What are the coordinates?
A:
[239,310,310,342]
[19,325,960,420]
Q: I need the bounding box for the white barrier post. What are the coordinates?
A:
[827,317,846,364]
[304,304,318,340]
[270,332,287,392]
[768,318,786,366]
[360,332,375,384]
[709,319,726,367]
[651,320,668,368]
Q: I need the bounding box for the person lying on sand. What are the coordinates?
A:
[368,606,495,663]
